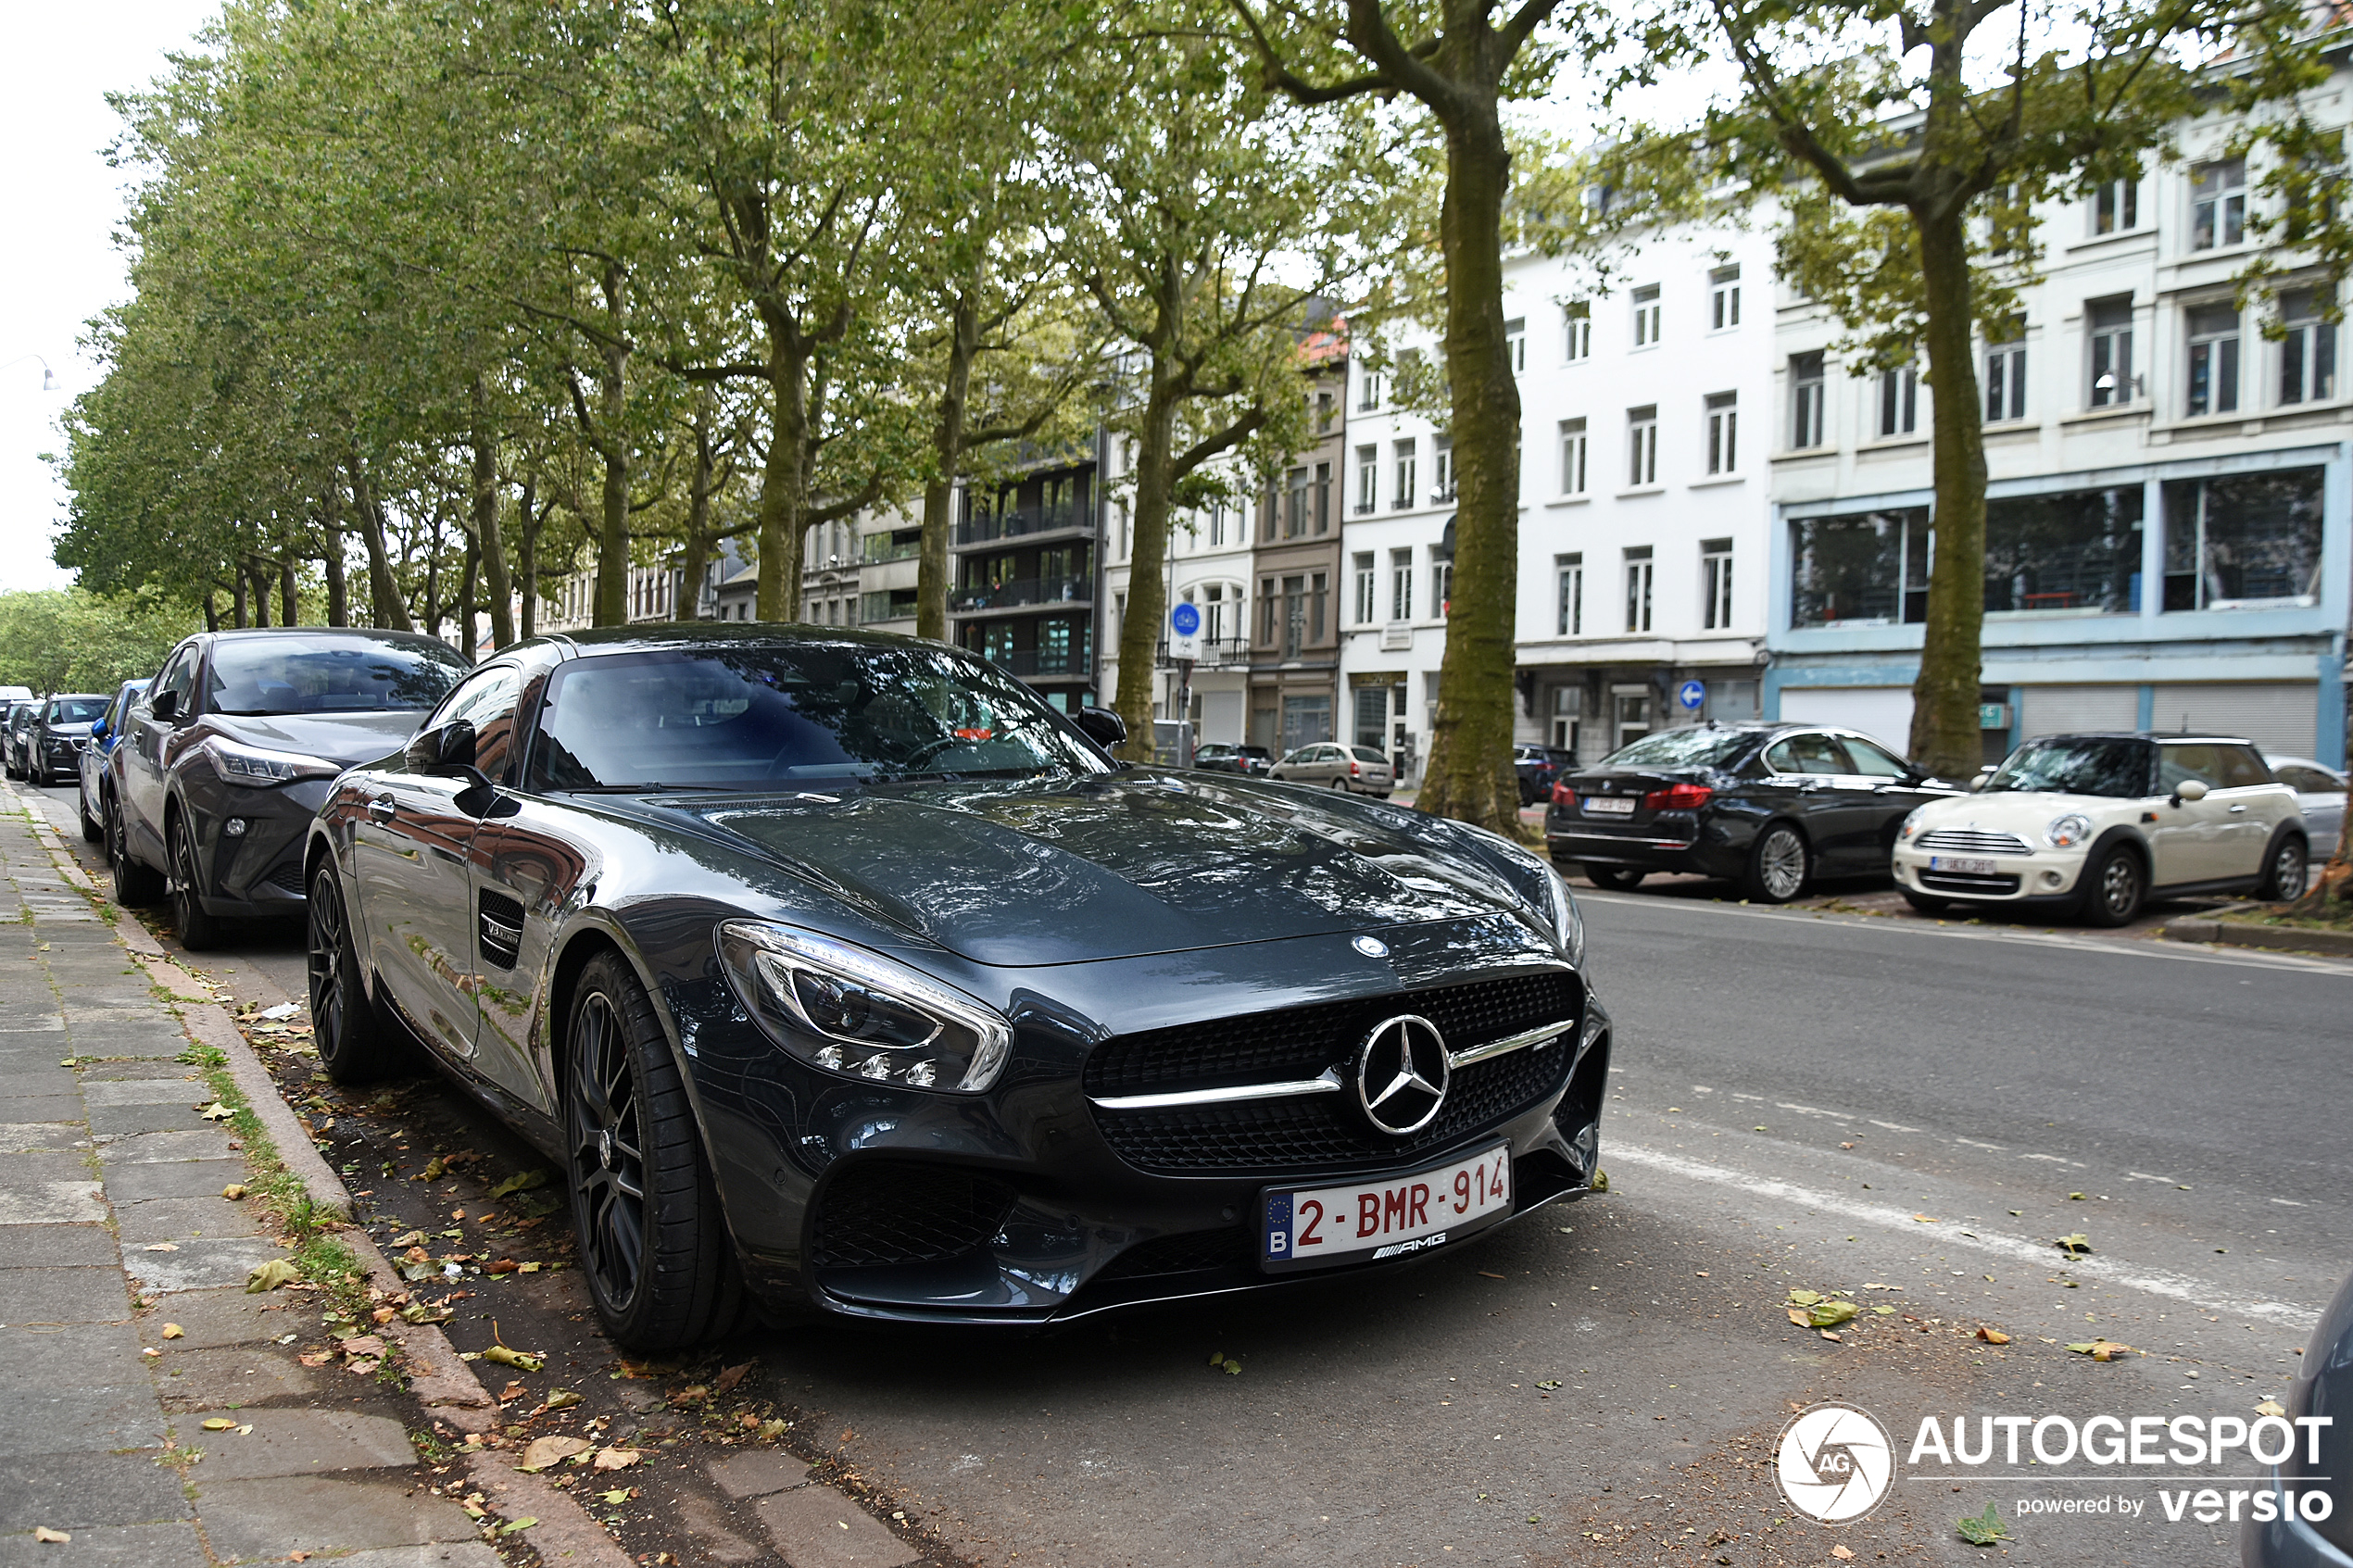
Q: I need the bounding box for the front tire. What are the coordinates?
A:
[168,813,226,951]
[1745,824,1810,903]
[1584,866,1645,891]
[78,793,102,843]
[565,950,743,1352]
[308,862,412,1083]
[109,803,163,906]
[2079,845,2145,927]
[2256,834,2309,902]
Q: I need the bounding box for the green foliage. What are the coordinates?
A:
[0,590,195,695]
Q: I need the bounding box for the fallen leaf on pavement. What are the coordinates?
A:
[1957,1504,2009,1545]
[519,1435,594,1471]
[489,1170,550,1199]
[198,1102,234,1121]
[161,1323,183,1339]
[2065,1340,2140,1361]
[497,1517,538,1536]
[421,1156,447,1181]
[2257,1399,2287,1417]
[1787,1290,1823,1306]
[484,1260,519,1275]
[2069,1192,2086,1201]
[245,1259,301,1294]
[200,1418,238,1431]
[143,1242,180,1252]
[600,1488,629,1504]
[1913,1213,1937,1223]
[1977,1327,2011,1344]
[339,1335,385,1360]
[32,1526,69,1543]
[298,1351,333,1368]
[1786,1308,1811,1327]
[2055,1233,2094,1258]
[482,1344,543,1372]
[1832,1546,1856,1561]
[1810,1300,1859,1327]
[713,1361,754,1396]
[593,1447,642,1471]
[543,1389,583,1411]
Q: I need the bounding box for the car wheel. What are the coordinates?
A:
[109,803,163,906]
[565,949,744,1352]
[168,813,226,951]
[1327,778,1348,791]
[1745,824,1810,903]
[1899,890,1949,914]
[78,793,102,843]
[2256,834,2309,902]
[308,861,412,1083]
[1583,866,1645,891]
[2079,845,2145,927]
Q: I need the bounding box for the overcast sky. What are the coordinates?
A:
[0,0,218,595]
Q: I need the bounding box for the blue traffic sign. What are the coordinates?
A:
[1677,679,1706,711]
[1169,602,1202,637]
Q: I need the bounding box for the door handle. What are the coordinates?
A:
[367,795,396,822]
[2228,804,2248,813]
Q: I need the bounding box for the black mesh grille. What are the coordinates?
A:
[810,1161,1019,1269]
[1093,1034,1574,1176]
[1083,970,1579,1099]
[262,859,308,896]
[1094,1226,1254,1282]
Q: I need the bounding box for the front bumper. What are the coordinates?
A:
[1891,844,2086,905]
[671,921,1611,1325]
[2243,1463,2353,1567]
[182,776,335,917]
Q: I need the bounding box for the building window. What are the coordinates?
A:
[1351,445,1377,515]
[1353,552,1376,624]
[1876,366,1919,435]
[1505,316,1526,374]
[1623,546,1654,633]
[1390,548,1413,621]
[1431,434,1454,501]
[2191,157,2246,251]
[1353,684,1389,751]
[2085,296,2132,408]
[1558,418,1587,495]
[1701,538,1733,629]
[1431,558,1453,618]
[1565,304,1592,361]
[1985,315,2027,420]
[1556,554,1583,635]
[1551,685,1582,752]
[1985,485,2145,614]
[1309,571,1327,641]
[1632,284,1661,347]
[1790,508,1932,627]
[2186,302,2240,416]
[2279,288,2338,406]
[1359,370,1382,410]
[2161,467,2325,609]
[2092,177,2138,234]
[1315,391,1334,432]
[1705,391,1738,474]
[1627,406,1658,486]
[1709,265,1741,330]
[1791,352,1826,448]
[1202,583,1227,644]
[1392,439,1416,511]
[1314,461,1331,533]
[1283,467,1310,538]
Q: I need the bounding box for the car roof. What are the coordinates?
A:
[196,626,464,654]
[548,623,958,658]
[2025,731,2255,746]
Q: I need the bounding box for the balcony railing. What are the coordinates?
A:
[950,574,1093,613]
[1156,635,1252,669]
[862,536,920,563]
[976,646,1091,678]
[955,507,1088,546]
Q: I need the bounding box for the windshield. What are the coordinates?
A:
[45,699,106,724]
[207,636,465,716]
[1984,738,2150,797]
[1601,728,1754,769]
[529,644,1114,791]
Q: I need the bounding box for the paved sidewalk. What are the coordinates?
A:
[0,802,495,1566]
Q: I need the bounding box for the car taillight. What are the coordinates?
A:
[1350,759,1361,777]
[1642,783,1714,810]
[1550,783,1577,807]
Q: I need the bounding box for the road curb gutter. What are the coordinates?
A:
[2162,909,2353,957]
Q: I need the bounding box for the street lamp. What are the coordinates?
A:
[1,355,59,392]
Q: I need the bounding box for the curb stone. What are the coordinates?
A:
[2161,904,2353,957]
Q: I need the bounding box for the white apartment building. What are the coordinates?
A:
[1340,221,1780,781]
[1768,99,2352,767]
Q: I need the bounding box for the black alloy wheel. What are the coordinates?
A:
[308,862,410,1083]
[1745,823,1810,903]
[109,800,163,906]
[2080,845,2145,928]
[78,790,102,844]
[2257,835,2309,902]
[168,813,224,951]
[1583,866,1646,891]
[564,950,742,1351]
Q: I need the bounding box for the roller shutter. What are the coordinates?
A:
[2019,684,2138,738]
[2149,684,2318,756]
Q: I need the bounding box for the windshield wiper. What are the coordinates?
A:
[561,782,739,794]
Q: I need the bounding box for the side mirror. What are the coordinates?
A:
[88,718,107,743]
[149,690,180,721]
[408,719,478,775]
[1075,705,1126,749]
[2172,778,2208,806]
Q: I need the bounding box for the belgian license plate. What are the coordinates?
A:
[1261,1144,1512,1272]
[1583,797,1636,816]
[1930,855,1997,875]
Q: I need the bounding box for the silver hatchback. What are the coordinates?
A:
[1268,742,1394,796]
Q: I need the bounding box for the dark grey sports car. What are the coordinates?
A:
[303,627,1609,1348]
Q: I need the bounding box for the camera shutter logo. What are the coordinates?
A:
[1775,1401,1895,1524]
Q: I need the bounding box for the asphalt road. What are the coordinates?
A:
[32,780,2350,1567]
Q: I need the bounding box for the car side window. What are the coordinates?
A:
[2218,746,2271,789]
[2276,764,2337,793]
[2158,743,2226,791]
[152,647,198,716]
[434,665,528,784]
[1840,736,1912,778]
[1766,733,1846,774]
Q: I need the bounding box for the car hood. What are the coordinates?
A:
[681,771,1545,965]
[1914,790,2135,833]
[44,723,94,739]
[209,710,426,768]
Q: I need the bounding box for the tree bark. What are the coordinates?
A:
[518,480,541,640]
[1412,108,1523,833]
[471,381,516,649]
[1906,220,1988,778]
[231,568,248,630]
[422,519,444,640]
[918,294,981,643]
[203,593,220,633]
[755,322,812,623]
[321,484,349,627]
[280,557,297,627]
[456,529,480,660]
[1113,387,1184,759]
[347,456,414,631]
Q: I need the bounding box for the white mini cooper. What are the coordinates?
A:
[1891,732,2311,926]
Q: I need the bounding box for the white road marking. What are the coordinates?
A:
[1954,1138,2005,1151]
[2125,1172,2175,1183]
[1775,1102,1856,1120]
[1605,1141,2320,1329]
[1868,1120,1920,1133]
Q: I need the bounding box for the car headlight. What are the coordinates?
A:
[715,921,1013,1093]
[206,738,341,786]
[1541,863,1586,968]
[2045,812,2094,850]
[1897,806,1927,841]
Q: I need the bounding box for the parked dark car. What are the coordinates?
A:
[2,700,38,780]
[77,680,148,843]
[1193,742,1273,776]
[109,628,468,948]
[26,693,109,788]
[1544,721,1962,902]
[304,626,1606,1349]
[2243,1261,2352,1567]
[1515,745,1574,805]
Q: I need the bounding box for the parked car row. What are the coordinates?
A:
[1541,719,2335,926]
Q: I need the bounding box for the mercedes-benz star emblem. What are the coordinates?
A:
[1355,1015,1450,1135]
[1352,935,1390,959]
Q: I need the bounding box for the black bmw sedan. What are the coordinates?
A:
[1544,722,1960,902]
[304,627,1607,1348]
